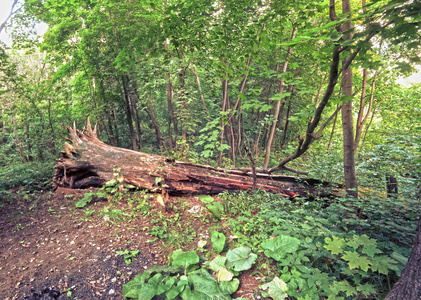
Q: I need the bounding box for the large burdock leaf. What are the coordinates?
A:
[172,249,200,271]
[181,269,233,300]
[209,255,227,272]
[219,278,240,294]
[226,246,257,272]
[211,231,226,254]
[260,277,288,300]
[261,235,300,261]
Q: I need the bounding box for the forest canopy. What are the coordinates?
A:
[1,0,420,194]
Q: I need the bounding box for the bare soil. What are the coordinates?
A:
[0,188,264,300]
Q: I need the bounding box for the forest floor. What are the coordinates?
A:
[0,187,264,300]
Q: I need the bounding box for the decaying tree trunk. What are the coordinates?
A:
[53,120,338,197]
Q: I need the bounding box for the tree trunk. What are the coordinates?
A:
[263,27,297,170]
[53,121,340,198]
[121,75,137,151]
[341,0,358,197]
[385,215,421,299]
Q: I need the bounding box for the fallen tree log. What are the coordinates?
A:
[53,120,339,197]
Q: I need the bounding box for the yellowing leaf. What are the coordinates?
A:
[217,267,234,282]
[156,195,165,206]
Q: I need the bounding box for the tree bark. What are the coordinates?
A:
[121,75,137,151]
[341,0,358,197]
[385,215,421,299]
[53,121,339,198]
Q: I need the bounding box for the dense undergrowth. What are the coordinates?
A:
[71,182,419,299]
[0,154,419,299]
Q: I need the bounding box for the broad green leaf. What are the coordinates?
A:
[171,249,199,271]
[219,278,240,294]
[261,235,301,261]
[206,202,224,219]
[211,231,226,254]
[226,246,257,272]
[198,195,214,203]
[356,283,376,296]
[342,251,371,271]
[324,236,346,255]
[182,269,233,300]
[370,255,398,275]
[209,255,226,272]
[260,277,288,300]
[166,279,188,299]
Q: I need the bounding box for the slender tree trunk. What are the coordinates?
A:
[218,72,229,167]
[132,85,162,149]
[112,108,120,146]
[12,115,28,163]
[327,104,339,153]
[341,0,358,197]
[179,69,187,141]
[24,124,33,161]
[131,97,143,151]
[190,64,210,119]
[280,101,291,149]
[163,0,175,149]
[166,73,175,150]
[263,27,297,170]
[358,108,376,155]
[354,70,376,152]
[121,75,137,151]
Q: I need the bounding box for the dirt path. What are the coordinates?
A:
[0,188,163,300]
[1,188,264,300]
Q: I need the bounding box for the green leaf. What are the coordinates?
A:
[171,249,200,271]
[342,251,371,271]
[209,255,227,273]
[211,231,226,254]
[198,195,214,203]
[182,269,233,299]
[370,255,397,275]
[166,279,188,299]
[219,278,240,294]
[206,202,224,219]
[324,236,346,255]
[328,28,343,41]
[356,283,376,296]
[359,235,382,257]
[329,280,357,297]
[261,235,301,261]
[226,246,257,272]
[75,193,94,208]
[260,277,288,300]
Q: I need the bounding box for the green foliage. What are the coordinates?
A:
[210,231,226,254]
[116,249,139,265]
[123,246,255,299]
[260,277,289,300]
[217,189,417,299]
[261,235,301,261]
